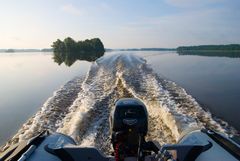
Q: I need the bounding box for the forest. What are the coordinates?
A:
[177,44,240,57]
[52,37,105,66]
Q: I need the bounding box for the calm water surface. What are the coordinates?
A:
[0,51,240,145]
[0,53,91,144]
[142,51,240,131]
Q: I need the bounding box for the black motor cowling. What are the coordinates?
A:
[110,98,148,136]
[110,98,148,159]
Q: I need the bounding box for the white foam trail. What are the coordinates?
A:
[58,53,237,151]
[57,61,118,143]
[1,77,83,151]
[3,53,238,154]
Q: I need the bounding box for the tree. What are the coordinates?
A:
[52,37,105,66]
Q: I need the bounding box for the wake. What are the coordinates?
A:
[1,54,237,154]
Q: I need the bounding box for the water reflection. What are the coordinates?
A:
[53,51,105,66]
[177,51,240,58]
[0,53,92,145]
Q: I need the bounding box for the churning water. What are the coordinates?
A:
[1,53,238,154]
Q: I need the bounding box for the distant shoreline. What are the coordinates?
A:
[178,50,240,52]
[0,48,176,53]
[106,48,176,51]
[0,48,53,53]
[177,44,240,51]
[2,44,240,53]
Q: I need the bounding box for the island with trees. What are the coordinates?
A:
[52,37,105,66]
[177,44,240,58]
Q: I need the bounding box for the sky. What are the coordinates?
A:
[0,0,240,48]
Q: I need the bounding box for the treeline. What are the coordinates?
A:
[52,37,105,53]
[177,44,240,58]
[177,44,240,52]
[178,51,240,58]
[52,37,105,66]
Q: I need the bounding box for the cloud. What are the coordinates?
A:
[165,0,225,8]
[113,7,240,47]
[61,4,82,16]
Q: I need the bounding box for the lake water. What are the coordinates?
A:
[141,51,240,130]
[0,51,240,146]
[0,53,91,145]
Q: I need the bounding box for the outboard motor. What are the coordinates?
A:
[2,97,239,161]
[110,98,149,161]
